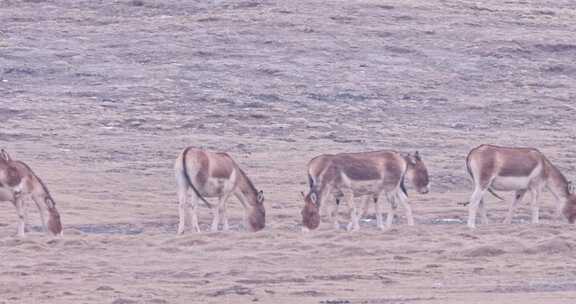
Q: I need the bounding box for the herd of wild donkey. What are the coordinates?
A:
[1,144,576,237]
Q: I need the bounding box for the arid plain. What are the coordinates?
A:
[1,0,576,303]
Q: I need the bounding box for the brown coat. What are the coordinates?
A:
[174,147,265,233]
[0,149,63,236]
[466,144,576,227]
[302,150,429,231]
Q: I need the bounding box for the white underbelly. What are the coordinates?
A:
[491,176,531,191]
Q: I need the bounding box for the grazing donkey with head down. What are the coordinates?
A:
[466,144,576,228]
[301,150,430,231]
[174,147,266,234]
[0,149,63,237]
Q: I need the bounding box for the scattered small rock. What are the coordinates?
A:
[320,300,351,304]
[461,245,506,257]
[206,285,253,297]
[128,0,145,7]
[290,290,326,297]
[111,299,137,304]
[525,237,576,254]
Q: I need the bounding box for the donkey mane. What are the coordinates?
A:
[543,156,571,196]
[15,160,56,206]
[237,167,259,198]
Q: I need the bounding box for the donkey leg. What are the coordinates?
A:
[221,198,230,232]
[233,198,251,231]
[31,196,48,233]
[479,199,489,224]
[359,196,371,220]
[386,193,398,228]
[176,188,189,235]
[214,193,232,232]
[344,191,359,232]
[530,188,542,224]
[554,203,565,221]
[242,211,248,231]
[374,195,384,230]
[14,197,27,237]
[189,195,201,233]
[504,190,527,224]
[210,203,221,232]
[467,187,486,229]
[188,202,200,232]
[327,197,341,230]
[397,190,414,226]
[545,186,565,221]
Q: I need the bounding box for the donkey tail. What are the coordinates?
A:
[465,149,504,201]
[487,188,504,201]
[181,147,212,209]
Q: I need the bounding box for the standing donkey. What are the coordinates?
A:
[0,149,63,237]
[174,147,266,234]
[466,144,576,228]
[301,150,430,231]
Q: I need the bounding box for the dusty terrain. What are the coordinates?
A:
[1,0,576,303]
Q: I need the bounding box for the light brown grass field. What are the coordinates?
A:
[1,0,576,303]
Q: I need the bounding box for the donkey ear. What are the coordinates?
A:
[403,152,415,165]
[310,192,318,204]
[257,190,264,203]
[0,149,10,161]
[414,151,421,160]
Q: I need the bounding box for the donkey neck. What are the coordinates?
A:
[234,168,259,206]
[544,159,571,200]
[311,166,339,208]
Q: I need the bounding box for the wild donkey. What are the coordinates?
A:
[466,144,576,228]
[301,150,430,231]
[0,149,63,236]
[174,147,266,234]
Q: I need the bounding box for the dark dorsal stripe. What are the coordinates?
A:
[238,167,258,195]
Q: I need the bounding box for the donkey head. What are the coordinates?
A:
[405,151,430,194]
[301,191,320,230]
[563,194,576,224]
[248,190,266,231]
[47,207,64,236]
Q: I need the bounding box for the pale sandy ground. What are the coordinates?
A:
[1,0,576,303]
